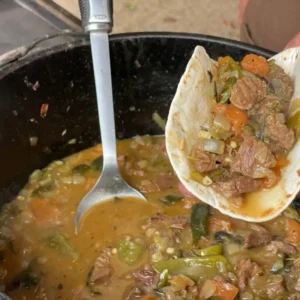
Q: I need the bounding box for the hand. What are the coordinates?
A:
[284,33,300,49]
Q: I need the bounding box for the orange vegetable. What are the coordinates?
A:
[201,280,239,300]
[286,217,300,244]
[241,54,269,77]
[218,56,232,66]
[29,198,60,224]
[209,216,233,233]
[213,104,248,133]
[212,280,239,300]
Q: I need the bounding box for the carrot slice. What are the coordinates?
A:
[241,54,269,77]
[213,104,248,134]
[212,280,239,300]
[286,217,300,244]
[29,198,60,224]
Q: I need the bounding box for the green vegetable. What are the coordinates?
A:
[283,206,300,222]
[72,164,90,175]
[271,259,284,273]
[44,231,79,260]
[190,203,209,244]
[7,260,40,291]
[228,59,241,75]
[219,77,237,104]
[153,255,231,281]
[193,244,223,257]
[91,156,103,171]
[190,171,204,184]
[159,195,183,206]
[117,239,145,266]
[157,269,169,288]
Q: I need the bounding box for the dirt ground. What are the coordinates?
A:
[113,0,240,40]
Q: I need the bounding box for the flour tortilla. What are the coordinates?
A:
[166,46,300,222]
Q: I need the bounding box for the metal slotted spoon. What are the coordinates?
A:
[75,0,146,233]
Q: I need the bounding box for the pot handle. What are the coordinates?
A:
[78,0,113,33]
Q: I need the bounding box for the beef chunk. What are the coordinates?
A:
[89,250,113,285]
[192,147,218,173]
[237,259,262,292]
[230,77,267,110]
[265,113,295,151]
[266,240,297,256]
[212,175,260,198]
[231,136,276,179]
[132,266,158,289]
[243,232,271,249]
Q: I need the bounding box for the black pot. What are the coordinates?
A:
[0,33,274,208]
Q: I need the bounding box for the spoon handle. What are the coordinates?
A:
[78,0,117,168]
[90,32,118,168]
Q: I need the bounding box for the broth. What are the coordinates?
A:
[0,136,299,300]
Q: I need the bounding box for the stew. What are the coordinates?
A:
[1,136,300,299]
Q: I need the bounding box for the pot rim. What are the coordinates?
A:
[0,32,275,79]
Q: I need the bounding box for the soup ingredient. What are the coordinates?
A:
[91,156,103,171]
[190,203,209,244]
[286,217,300,244]
[44,231,79,260]
[117,239,145,266]
[240,54,270,77]
[2,136,300,299]
[153,255,231,280]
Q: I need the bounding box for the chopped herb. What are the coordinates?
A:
[117,239,145,266]
[57,283,63,290]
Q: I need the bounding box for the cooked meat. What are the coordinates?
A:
[126,287,144,300]
[212,175,260,198]
[243,232,271,249]
[266,278,285,298]
[287,293,300,300]
[266,240,297,256]
[230,77,267,110]
[237,259,262,292]
[149,213,188,230]
[248,95,282,117]
[231,136,276,178]
[89,250,113,284]
[132,266,158,289]
[265,113,295,151]
[156,172,178,190]
[265,64,294,113]
[193,148,218,173]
